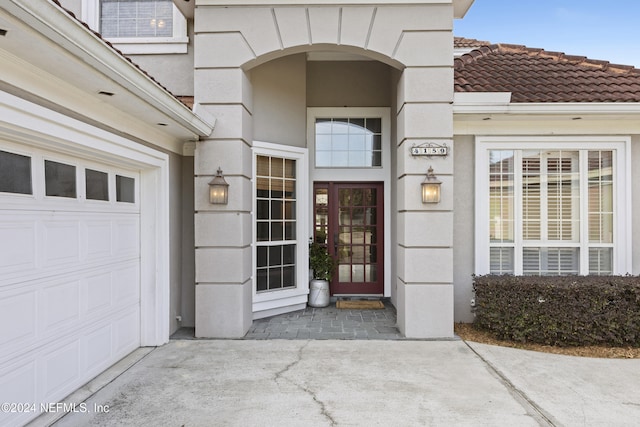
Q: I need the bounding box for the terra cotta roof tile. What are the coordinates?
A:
[454,37,491,49]
[454,42,640,102]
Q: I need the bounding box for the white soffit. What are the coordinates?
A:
[453,0,474,19]
[307,51,374,61]
[174,0,194,19]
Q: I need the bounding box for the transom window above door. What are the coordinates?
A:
[315,118,382,168]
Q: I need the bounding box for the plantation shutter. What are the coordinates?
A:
[487,148,615,276]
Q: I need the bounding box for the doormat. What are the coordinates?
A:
[336,300,385,309]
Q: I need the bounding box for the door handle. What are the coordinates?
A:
[334,232,338,255]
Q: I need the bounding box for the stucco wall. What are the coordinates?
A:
[127,23,195,97]
[307,61,391,107]
[59,0,81,18]
[251,57,394,147]
[181,155,196,327]
[169,151,183,335]
[252,54,307,147]
[452,135,475,323]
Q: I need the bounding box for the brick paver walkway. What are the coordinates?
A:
[171,299,404,340]
[244,299,403,340]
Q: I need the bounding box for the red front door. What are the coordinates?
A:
[313,182,384,295]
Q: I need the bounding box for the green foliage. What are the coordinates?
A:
[309,242,336,281]
[472,275,640,347]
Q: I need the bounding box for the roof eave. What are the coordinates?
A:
[6,0,213,140]
[453,0,474,19]
[454,99,640,116]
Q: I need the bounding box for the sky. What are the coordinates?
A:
[454,0,640,68]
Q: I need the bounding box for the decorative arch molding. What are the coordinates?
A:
[243,43,404,71]
[194,3,454,70]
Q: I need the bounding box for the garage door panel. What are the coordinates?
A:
[0,290,36,347]
[83,324,112,377]
[42,280,81,333]
[114,217,140,256]
[85,271,112,313]
[85,220,112,259]
[0,214,139,288]
[1,267,139,362]
[0,309,139,410]
[42,340,80,400]
[42,220,81,267]
[0,220,36,273]
[0,360,36,427]
[115,309,140,355]
[113,263,140,304]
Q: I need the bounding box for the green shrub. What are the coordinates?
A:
[472,275,640,347]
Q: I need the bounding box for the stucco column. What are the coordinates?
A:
[395,32,455,338]
[193,32,254,337]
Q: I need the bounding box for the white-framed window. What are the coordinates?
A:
[314,118,383,168]
[82,0,188,54]
[252,142,309,314]
[475,136,631,276]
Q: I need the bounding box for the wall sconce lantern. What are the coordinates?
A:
[209,167,229,205]
[421,166,441,204]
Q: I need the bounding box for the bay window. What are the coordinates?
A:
[476,137,630,276]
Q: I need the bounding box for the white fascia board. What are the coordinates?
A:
[453,92,512,106]
[454,99,640,116]
[7,0,213,139]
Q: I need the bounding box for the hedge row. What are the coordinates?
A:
[472,275,640,347]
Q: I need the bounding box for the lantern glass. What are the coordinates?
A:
[421,167,441,204]
[209,168,229,205]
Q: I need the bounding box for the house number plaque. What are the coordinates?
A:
[410,142,449,157]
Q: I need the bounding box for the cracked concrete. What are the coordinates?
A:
[35,340,640,427]
[272,342,336,425]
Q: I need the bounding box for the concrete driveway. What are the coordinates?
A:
[31,339,640,426]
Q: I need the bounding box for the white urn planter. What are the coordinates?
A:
[308,279,330,307]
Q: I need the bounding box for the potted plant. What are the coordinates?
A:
[308,242,336,307]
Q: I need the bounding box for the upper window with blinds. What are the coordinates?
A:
[101,0,173,38]
[84,0,188,54]
[477,139,629,277]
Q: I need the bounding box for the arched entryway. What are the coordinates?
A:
[193,2,456,338]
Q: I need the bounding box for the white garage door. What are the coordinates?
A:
[0,141,141,426]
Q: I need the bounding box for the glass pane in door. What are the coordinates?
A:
[313,182,384,294]
[336,186,379,286]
